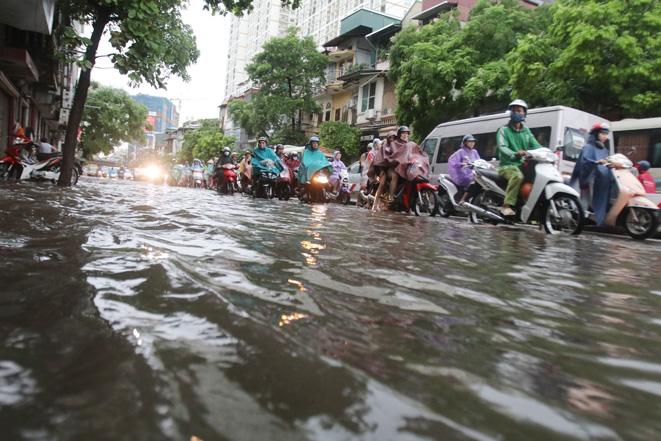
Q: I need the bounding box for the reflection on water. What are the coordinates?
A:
[1,177,660,440]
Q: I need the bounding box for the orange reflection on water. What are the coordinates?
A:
[279,312,309,327]
[288,279,308,291]
[300,240,326,265]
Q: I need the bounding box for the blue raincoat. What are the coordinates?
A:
[298,144,333,184]
[251,146,284,180]
[570,135,611,226]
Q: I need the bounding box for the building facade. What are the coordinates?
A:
[130,94,179,133]
[0,1,77,155]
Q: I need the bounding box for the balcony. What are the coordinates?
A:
[327,49,355,62]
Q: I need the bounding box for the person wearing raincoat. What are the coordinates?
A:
[329,150,347,192]
[297,136,333,185]
[570,122,612,226]
[251,136,284,183]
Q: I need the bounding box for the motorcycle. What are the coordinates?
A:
[326,168,351,205]
[0,141,82,185]
[467,148,585,235]
[299,169,331,203]
[436,158,495,217]
[584,153,660,240]
[364,170,439,216]
[217,163,237,195]
[253,159,279,199]
[192,168,206,188]
[275,161,292,201]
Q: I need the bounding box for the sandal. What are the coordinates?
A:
[500,207,515,216]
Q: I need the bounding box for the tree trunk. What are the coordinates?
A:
[58,10,110,186]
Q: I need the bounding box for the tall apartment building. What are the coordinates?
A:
[131,94,179,133]
[224,0,414,100]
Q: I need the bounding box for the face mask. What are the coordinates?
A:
[510,113,525,124]
[259,145,266,149]
[293,156,298,160]
[224,152,229,156]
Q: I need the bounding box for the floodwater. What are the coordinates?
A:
[1,177,660,441]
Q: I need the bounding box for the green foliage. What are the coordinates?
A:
[179,119,236,162]
[318,121,361,158]
[203,0,300,16]
[80,82,147,158]
[388,0,549,140]
[229,28,327,143]
[509,0,661,118]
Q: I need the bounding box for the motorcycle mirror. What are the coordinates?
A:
[627,147,637,156]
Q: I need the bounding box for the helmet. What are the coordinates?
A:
[222,146,231,153]
[509,99,528,113]
[231,151,237,156]
[275,144,284,150]
[367,142,373,149]
[258,136,267,143]
[463,134,476,143]
[397,125,411,136]
[309,136,320,143]
[638,160,650,171]
[373,138,381,145]
[590,122,610,134]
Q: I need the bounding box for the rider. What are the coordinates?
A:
[180,161,192,186]
[448,134,481,205]
[298,136,333,187]
[496,99,542,216]
[251,136,284,184]
[329,150,347,192]
[275,144,285,160]
[570,122,612,225]
[635,160,656,194]
[357,139,379,207]
[238,152,252,190]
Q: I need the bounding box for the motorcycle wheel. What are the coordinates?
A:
[0,163,10,180]
[437,191,452,217]
[414,188,439,217]
[623,207,659,240]
[340,191,350,205]
[282,184,290,201]
[469,191,497,225]
[543,193,585,235]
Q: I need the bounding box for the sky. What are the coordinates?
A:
[91,0,231,123]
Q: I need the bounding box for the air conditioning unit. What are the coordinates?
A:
[62,90,72,109]
[366,109,375,119]
[59,108,70,125]
[347,99,356,108]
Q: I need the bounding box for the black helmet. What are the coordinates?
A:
[397,125,410,136]
[463,134,476,143]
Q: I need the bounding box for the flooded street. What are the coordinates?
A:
[1,177,660,441]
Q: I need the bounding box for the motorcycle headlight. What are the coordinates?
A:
[313,175,329,184]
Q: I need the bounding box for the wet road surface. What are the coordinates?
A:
[1,177,660,441]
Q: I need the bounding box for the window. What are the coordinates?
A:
[335,108,341,121]
[325,102,331,121]
[349,161,361,174]
[614,128,661,167]
[342,106,348,122]
[421,138,439,160]
[562,127,586,162]
[436,136,463,164]
[361,82,376,112]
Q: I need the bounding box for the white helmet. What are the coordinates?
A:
[509,99,528,114]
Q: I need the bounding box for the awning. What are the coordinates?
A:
[411,2,458,21]
[366,22,401,44]
[323,25,373,48]
[0,47,39,82]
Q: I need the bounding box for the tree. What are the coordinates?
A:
[388,0,549,141]
[508,0,661,119]
[56,0,301,186]
[230,28,328,143]
[318,121,361,158]
[179,119,236,162]
[79,82,148,159]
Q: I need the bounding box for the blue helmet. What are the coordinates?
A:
[309,136,320,143]
[638,160,651,171]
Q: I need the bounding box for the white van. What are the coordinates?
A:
[420,106,613,183]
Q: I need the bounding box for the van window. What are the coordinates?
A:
[562,127,588,162]
[421,138,439,160]
[474,132,498,160]
[436,136,463,163]
[530,126,552,149]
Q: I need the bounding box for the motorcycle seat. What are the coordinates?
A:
[477,168,509,189]
[36,152,63,161]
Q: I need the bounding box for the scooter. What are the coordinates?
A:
[0,141,82,185]
[299,169,331,203]
[253,159,279,199]
[326,169,351,205]
[192,168,206,188]
[275,161,292,201]
[467,148,585,235]
[217,163,237,195]
[585,154,660,240]
[436,158,495,217]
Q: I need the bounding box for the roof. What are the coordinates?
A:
[366,22,402,43]
[611,117,661,131]
[411,1,457,21]
[323,25,373,47]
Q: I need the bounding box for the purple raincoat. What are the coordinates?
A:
[448,143,481,188]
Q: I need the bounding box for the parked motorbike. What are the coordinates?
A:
[0,141,82,185]
[436,158,494,217]
[299,169,331,203]
[585,153,660,240]
[275,162,292,201]
[217,163,237,195]
[467,148,585,234]
[326,169,351,205]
